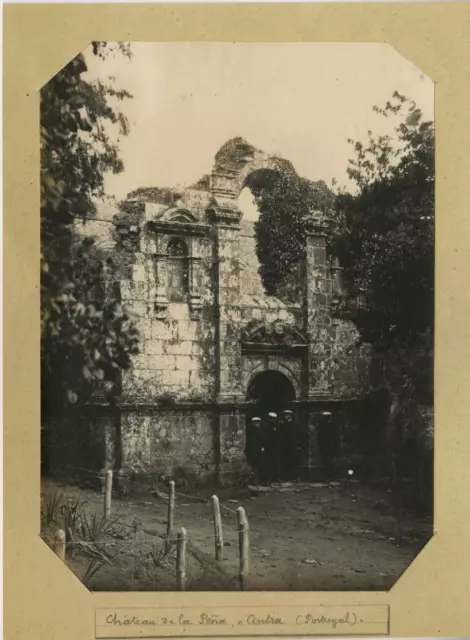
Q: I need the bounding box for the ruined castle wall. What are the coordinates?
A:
[118,217,216,403]
[217,220,304,400]
[238,220,301,318]
[106,195,219,482]
[120,409,215,483]
[122,303,216,402]
[238,220,268,299]
[215,224,243,401]
[80,138,373,485]
[305,234,370,397]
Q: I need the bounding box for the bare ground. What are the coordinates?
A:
[41,477,432,592]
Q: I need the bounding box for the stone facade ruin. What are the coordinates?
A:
[54,138,372,489]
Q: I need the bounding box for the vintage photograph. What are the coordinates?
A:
[40,42,434,592]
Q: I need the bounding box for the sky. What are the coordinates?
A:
[83,42,434,219]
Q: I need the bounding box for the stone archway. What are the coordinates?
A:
[247,369,296,416]
[245,369,297,480]
[208,137,293,209]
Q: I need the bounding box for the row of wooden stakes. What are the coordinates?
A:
[52,471,250,591]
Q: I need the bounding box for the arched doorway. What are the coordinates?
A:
[247,370,296,415]
[245,370,298,481]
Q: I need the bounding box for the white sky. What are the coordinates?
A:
[83,42,434,219]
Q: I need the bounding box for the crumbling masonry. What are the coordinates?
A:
[56,138,372,488]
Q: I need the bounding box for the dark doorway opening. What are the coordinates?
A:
[245,370,298,481]
[247,370,295,413]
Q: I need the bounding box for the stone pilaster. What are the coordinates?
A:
[218,409,251,485]
[210,206,244,403]
[188,239,203,320]
[209,205,247,482]
[305,229,334,397]
[302,223,335,476]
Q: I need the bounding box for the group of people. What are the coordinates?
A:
[249,410,301,486]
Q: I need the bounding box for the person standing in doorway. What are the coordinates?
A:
[250,416,268,486]
[280,409,297,481]
[317,411,339,479]
[267,412,280,483]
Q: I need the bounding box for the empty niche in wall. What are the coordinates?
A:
[166,237,189,302]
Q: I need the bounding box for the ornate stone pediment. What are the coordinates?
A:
[159,207,198,223]
[147,207,210,237]
[241,321,307,351]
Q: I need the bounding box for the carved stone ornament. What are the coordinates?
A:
[241,321,307,348]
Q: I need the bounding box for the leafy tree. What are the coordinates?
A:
[331,92,434,405]
[41,43,139,415]
[330,92,434,509]
[253,91,434,505]
[253,91,433,403]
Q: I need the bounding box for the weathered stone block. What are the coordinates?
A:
[169,303,191,321]
[145,339,165,355]
[131,354,149,370]
[125,369,164,396]
[132,263,147,282]
[177,320,198,341]
[165,341,193,356]
[187,369,203,391]
[121,414,153,471]
[151,319,178,342]
[174,355,195,372]
[136,410,216,481]
[138,319,152,340]
[220,367,243,394]
[148,354,177,371]
[191,342,203,356]
[165,369,193,391]
[219,412,246,463]
[121,280,148,301]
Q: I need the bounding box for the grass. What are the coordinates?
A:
[132,536,176,585]
[61,495,86,542]
[41,489,120,585]
[41,489,65,528]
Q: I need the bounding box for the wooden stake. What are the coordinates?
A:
[176,526,187,591]
[165,480,175,552]
[236,506,249,590]
[211,495,224,561]
[54,529,66,563]
[104,469,113,519]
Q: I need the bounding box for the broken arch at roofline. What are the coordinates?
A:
[210,137,296,200]
[237,166,284,222]
[125,137,297,205]
[122,136,333,226]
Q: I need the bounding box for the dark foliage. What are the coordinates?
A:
[252,163,335,297]
[330,93,434,407]
[41,43,139,413]
[331,92,434,356]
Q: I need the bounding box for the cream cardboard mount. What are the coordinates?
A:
[3,4,470,640]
